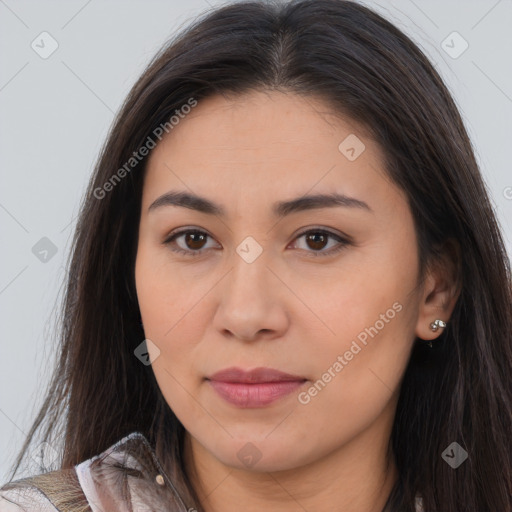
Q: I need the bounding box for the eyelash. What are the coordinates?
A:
[162,228,351,258]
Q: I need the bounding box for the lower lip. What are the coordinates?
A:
[208,379,306,408]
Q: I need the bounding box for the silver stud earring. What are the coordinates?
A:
[429,319,447,332]
[425,319,447,348]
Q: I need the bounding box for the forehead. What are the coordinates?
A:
[148,90,374,160]
[141,90,398,216]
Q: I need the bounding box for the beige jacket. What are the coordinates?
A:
[0,432,189,511]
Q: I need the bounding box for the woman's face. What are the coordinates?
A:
[135,90,428,473]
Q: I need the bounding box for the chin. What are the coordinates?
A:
[207,435,317,473]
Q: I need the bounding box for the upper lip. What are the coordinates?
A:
[207,367,306,383]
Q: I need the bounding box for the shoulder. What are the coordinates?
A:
[0,492,24,512]
[0,431,189,512]
[0,450,92,511]
[0,491,24,512]
[0,485,59,511]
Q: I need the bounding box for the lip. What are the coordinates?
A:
[207,367,307,408]
[208,366,306,383]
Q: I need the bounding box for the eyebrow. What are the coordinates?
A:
[148,190,372,217]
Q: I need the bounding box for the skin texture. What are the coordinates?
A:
[135,90,459,512]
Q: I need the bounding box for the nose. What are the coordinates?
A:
[212,248,290,342]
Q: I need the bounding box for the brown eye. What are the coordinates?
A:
[183,232,208,250]
[305,232,329,251]
[292,229,350,257]
[163,229,218,257]
[164,227,350,258]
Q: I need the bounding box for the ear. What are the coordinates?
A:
[415,239,462,341]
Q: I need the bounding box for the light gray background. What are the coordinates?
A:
[1,0,511,482]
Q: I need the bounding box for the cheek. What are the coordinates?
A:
[291,305,414,456]
[296,241,418,419]
[135,241,202,342]
[149,355,213,447]
[135,246,206,422]
[135,242,216,403]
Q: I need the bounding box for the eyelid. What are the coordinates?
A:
[163,226,351,257]
[163,227,220,257]
[292,226,352,244]
[289,227,351,257]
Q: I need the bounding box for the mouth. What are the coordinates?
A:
[206,367,308,408]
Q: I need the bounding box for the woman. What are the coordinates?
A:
[1,0,511,511]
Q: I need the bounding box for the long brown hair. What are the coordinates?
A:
[4,1,512,510]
